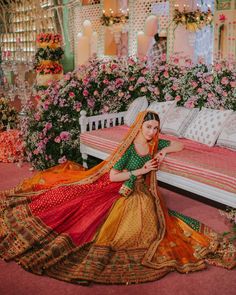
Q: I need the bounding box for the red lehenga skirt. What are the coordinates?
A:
[0,169,236,284]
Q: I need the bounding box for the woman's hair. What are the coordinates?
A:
[143,112,160,123]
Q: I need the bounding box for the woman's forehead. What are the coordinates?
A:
[143,120,159,126]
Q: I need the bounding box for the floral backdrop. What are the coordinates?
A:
[20,56,236,170]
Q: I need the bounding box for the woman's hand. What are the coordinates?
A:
[141,159,159,174]
[155,150,167,168]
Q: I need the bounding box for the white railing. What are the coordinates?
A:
[79,110,127,133]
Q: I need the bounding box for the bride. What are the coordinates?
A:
[0,111,235,284]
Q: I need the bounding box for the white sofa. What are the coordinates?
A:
[79,108,236,208]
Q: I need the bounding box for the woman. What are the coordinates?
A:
[0,111,235,284]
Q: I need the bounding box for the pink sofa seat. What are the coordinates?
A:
[80,126,236,194]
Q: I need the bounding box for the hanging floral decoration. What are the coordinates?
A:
[173,7,213,32]
[100,13,129,27]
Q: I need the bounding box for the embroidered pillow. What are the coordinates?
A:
[162,106,199,137]
[147,101,175,129]
[217,112,236,150]
[183,108,233,147]
[124,96,148,126]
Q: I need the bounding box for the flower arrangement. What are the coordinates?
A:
[173,7,213,32]
[35,47,64,64]
[100,13,129,27]
[36,33,62,48]
[35,61,63,75]
[35,33,64,87]
[23,57,236,170]
[0,97,18,131]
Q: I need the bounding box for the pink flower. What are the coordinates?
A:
[58,156,67,164]
[161,53,166,62]
[221,77,229,85]
[184,100,195,109]
[33,149,39,155]
[173,57,179,64]
[129,85,134,91]
[165,94,172,101]
[103,79,109,85]
[74,102,82,112]
[154,75,159,82]
[82,78,89,85]
[154,87,160,95]
[141,68,148,75]
[111,63,118,70]
[197,88,203,94]
[206,75,213,83]
[60,131,70,141]
[83,89,89,97]
[140,87,147,93]
[102,105,110,113]
[222,91,228,97]
[87,99,95,108]
[191,81,198,88]
[172,84,179,91]
[214,63,222,72]
[34,113,41,121]
[69,92,75,98]
[118,91,124,97]
[175,95,181,102]
[230,81,236,88]
[45,122,52,130]
[115,78,124,87]
[93,90,99,96]
[54,136,61,143]
[137,77,146,84]
[163,71,169,78]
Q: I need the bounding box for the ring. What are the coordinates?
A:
[159,152,163,156]
[144,165,147,169]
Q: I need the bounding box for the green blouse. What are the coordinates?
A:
[113,139,170,190]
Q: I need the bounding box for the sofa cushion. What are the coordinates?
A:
[124,96,148,126]
[183,108,233,147]
[162,106,199,137]
[147,101,175,129]
[217,112,236,150]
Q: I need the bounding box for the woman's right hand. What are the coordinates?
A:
[141,159,159,174]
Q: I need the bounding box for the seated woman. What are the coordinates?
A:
[0,111,235,285]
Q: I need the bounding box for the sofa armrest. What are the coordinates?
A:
[79,110,127,133]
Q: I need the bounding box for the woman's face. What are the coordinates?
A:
[141,120,159,141]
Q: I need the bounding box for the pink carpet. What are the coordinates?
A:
[0,163,235,295]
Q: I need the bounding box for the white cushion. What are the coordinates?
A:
[124,96,148,126]
[183,108,233,146]
[162,106,199,137]
[147,101,175,129]
[217,112,236,150]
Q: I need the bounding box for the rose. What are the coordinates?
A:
[69,92,75,98]
[221,77,229,85]
[163,71,169,78]
[83,89,89,97]
[60,131,70,141]
[175,95,181,102]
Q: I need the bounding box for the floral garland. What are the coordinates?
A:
[100,13,129,26]
[35,61,63,75]
[173,7,213,32]
[36,33,62,48]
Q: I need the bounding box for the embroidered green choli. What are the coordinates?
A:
[113,139,170,190]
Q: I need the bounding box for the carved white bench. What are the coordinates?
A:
[79,111,236,208]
